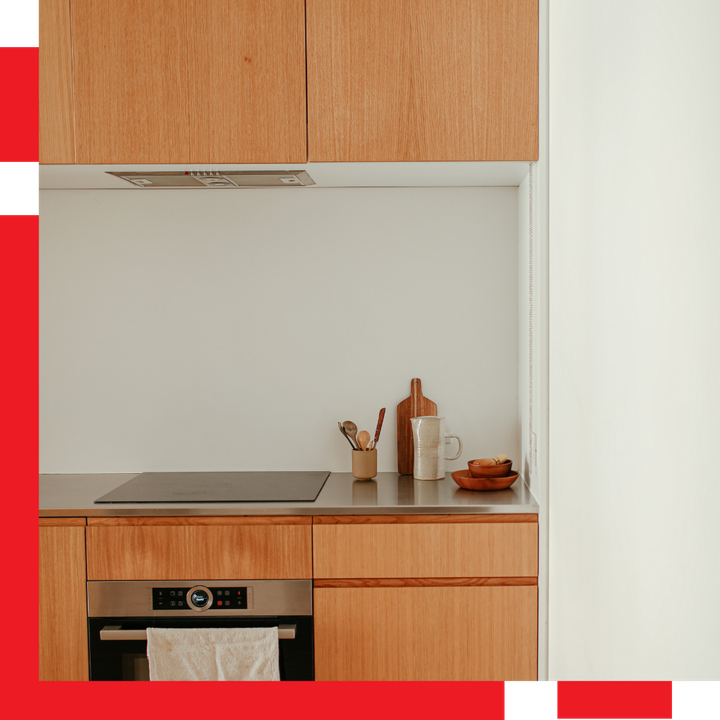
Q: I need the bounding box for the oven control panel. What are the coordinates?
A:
[152,586,248,611]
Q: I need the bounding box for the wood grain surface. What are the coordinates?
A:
[72,0,191,163]
[313,519,538,578]
[40,517,86,526]
[39,525,89,680]
[72,0,306,163]
[396,378,437,475]
[307,0,539,161]
[314,576,537,588]
[87,523,312,579]
[313,513,537,524]
[314,585,537,680]
[40,0,75,163]
[186,0,307,162]
[87,516,311,526]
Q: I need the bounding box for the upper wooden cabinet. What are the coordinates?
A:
[71,0,307,164]
[306,0,538,162]
[39,0,75,163]
[40,0,538,164]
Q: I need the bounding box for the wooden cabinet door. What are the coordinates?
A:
[314,584,537,680]
[72,0,306,164]
[40,0,75,163]
[39,519,88,681]
[307,0,538,161]
[186,0,307,163]
[72,0,191,164]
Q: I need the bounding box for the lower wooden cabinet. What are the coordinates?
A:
[38,512,537,681]
[312,514,539,680]
[39,518,89,681]
[314,583,537,681]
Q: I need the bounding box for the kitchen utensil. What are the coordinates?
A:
[342,421,359,450]
[352,449,377,480]
[472,454,508,467]
[467,459,513,478]
[410,416,462,480]
[397,379,437,475]
[357,430,371,451]
[338,422,357,450]
[451,469,519,491]
[373,408,386,448]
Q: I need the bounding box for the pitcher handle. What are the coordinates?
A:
[445,434,463,461]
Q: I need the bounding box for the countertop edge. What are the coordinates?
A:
[39,472,540,517]
[39,504,539,517]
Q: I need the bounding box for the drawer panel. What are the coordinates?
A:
[314,585,538,680]
[86,517,312,580]
[313,515,537,578]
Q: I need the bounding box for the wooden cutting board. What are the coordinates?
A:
[397,378,438,475]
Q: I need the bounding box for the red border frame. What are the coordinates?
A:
[5,25,683,720]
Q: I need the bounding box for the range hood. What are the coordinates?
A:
[108,170,315,188]
[40,162,532,189]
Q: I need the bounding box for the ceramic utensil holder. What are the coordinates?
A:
[352,449,377,480]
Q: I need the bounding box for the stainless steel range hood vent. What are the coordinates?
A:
[107,170,315,188]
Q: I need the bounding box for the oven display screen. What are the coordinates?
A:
[152,587,248,611]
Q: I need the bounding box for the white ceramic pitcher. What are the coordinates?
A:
[410,416,463,480]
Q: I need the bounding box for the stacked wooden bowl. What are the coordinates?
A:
[451,455,519,491]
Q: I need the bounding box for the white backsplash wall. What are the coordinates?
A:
[40,187,519,473]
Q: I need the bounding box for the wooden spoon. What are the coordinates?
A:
[338,422,357,450]
[373,408,386,449]
[357,430,371,451]
[342,421,359,450]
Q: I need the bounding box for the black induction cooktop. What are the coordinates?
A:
[94,471,330,504]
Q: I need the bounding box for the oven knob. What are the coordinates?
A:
[187,586,214,612]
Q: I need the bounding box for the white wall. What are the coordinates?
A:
[550,1,720,679]
[40,187,519,474]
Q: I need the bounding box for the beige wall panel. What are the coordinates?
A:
[307,0,538,161]
[40,0,75,163]
[313,519,538,578]
[39,525,88,680]
[187,0,307,162]
[315,585,538,680]
[72,0,191,163]
[86,523,312,579]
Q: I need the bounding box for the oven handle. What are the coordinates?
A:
[99,624,296,641]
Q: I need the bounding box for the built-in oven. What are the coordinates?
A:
[87,579,313,681]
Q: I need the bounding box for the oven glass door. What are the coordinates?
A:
[88,616,313,681]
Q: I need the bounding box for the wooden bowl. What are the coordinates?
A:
[452,469,519,491]
[467,459,513,477]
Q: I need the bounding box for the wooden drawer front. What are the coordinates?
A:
[87,520,312,580]
[315,586,537,681]
[313,517,537,578]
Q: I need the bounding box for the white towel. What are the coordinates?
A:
[146,627,280,681]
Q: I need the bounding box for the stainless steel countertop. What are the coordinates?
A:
[39,472,539,517]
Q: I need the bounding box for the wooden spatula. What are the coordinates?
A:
[396,378,437,475]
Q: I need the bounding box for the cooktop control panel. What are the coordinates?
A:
[152,586,248,611]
